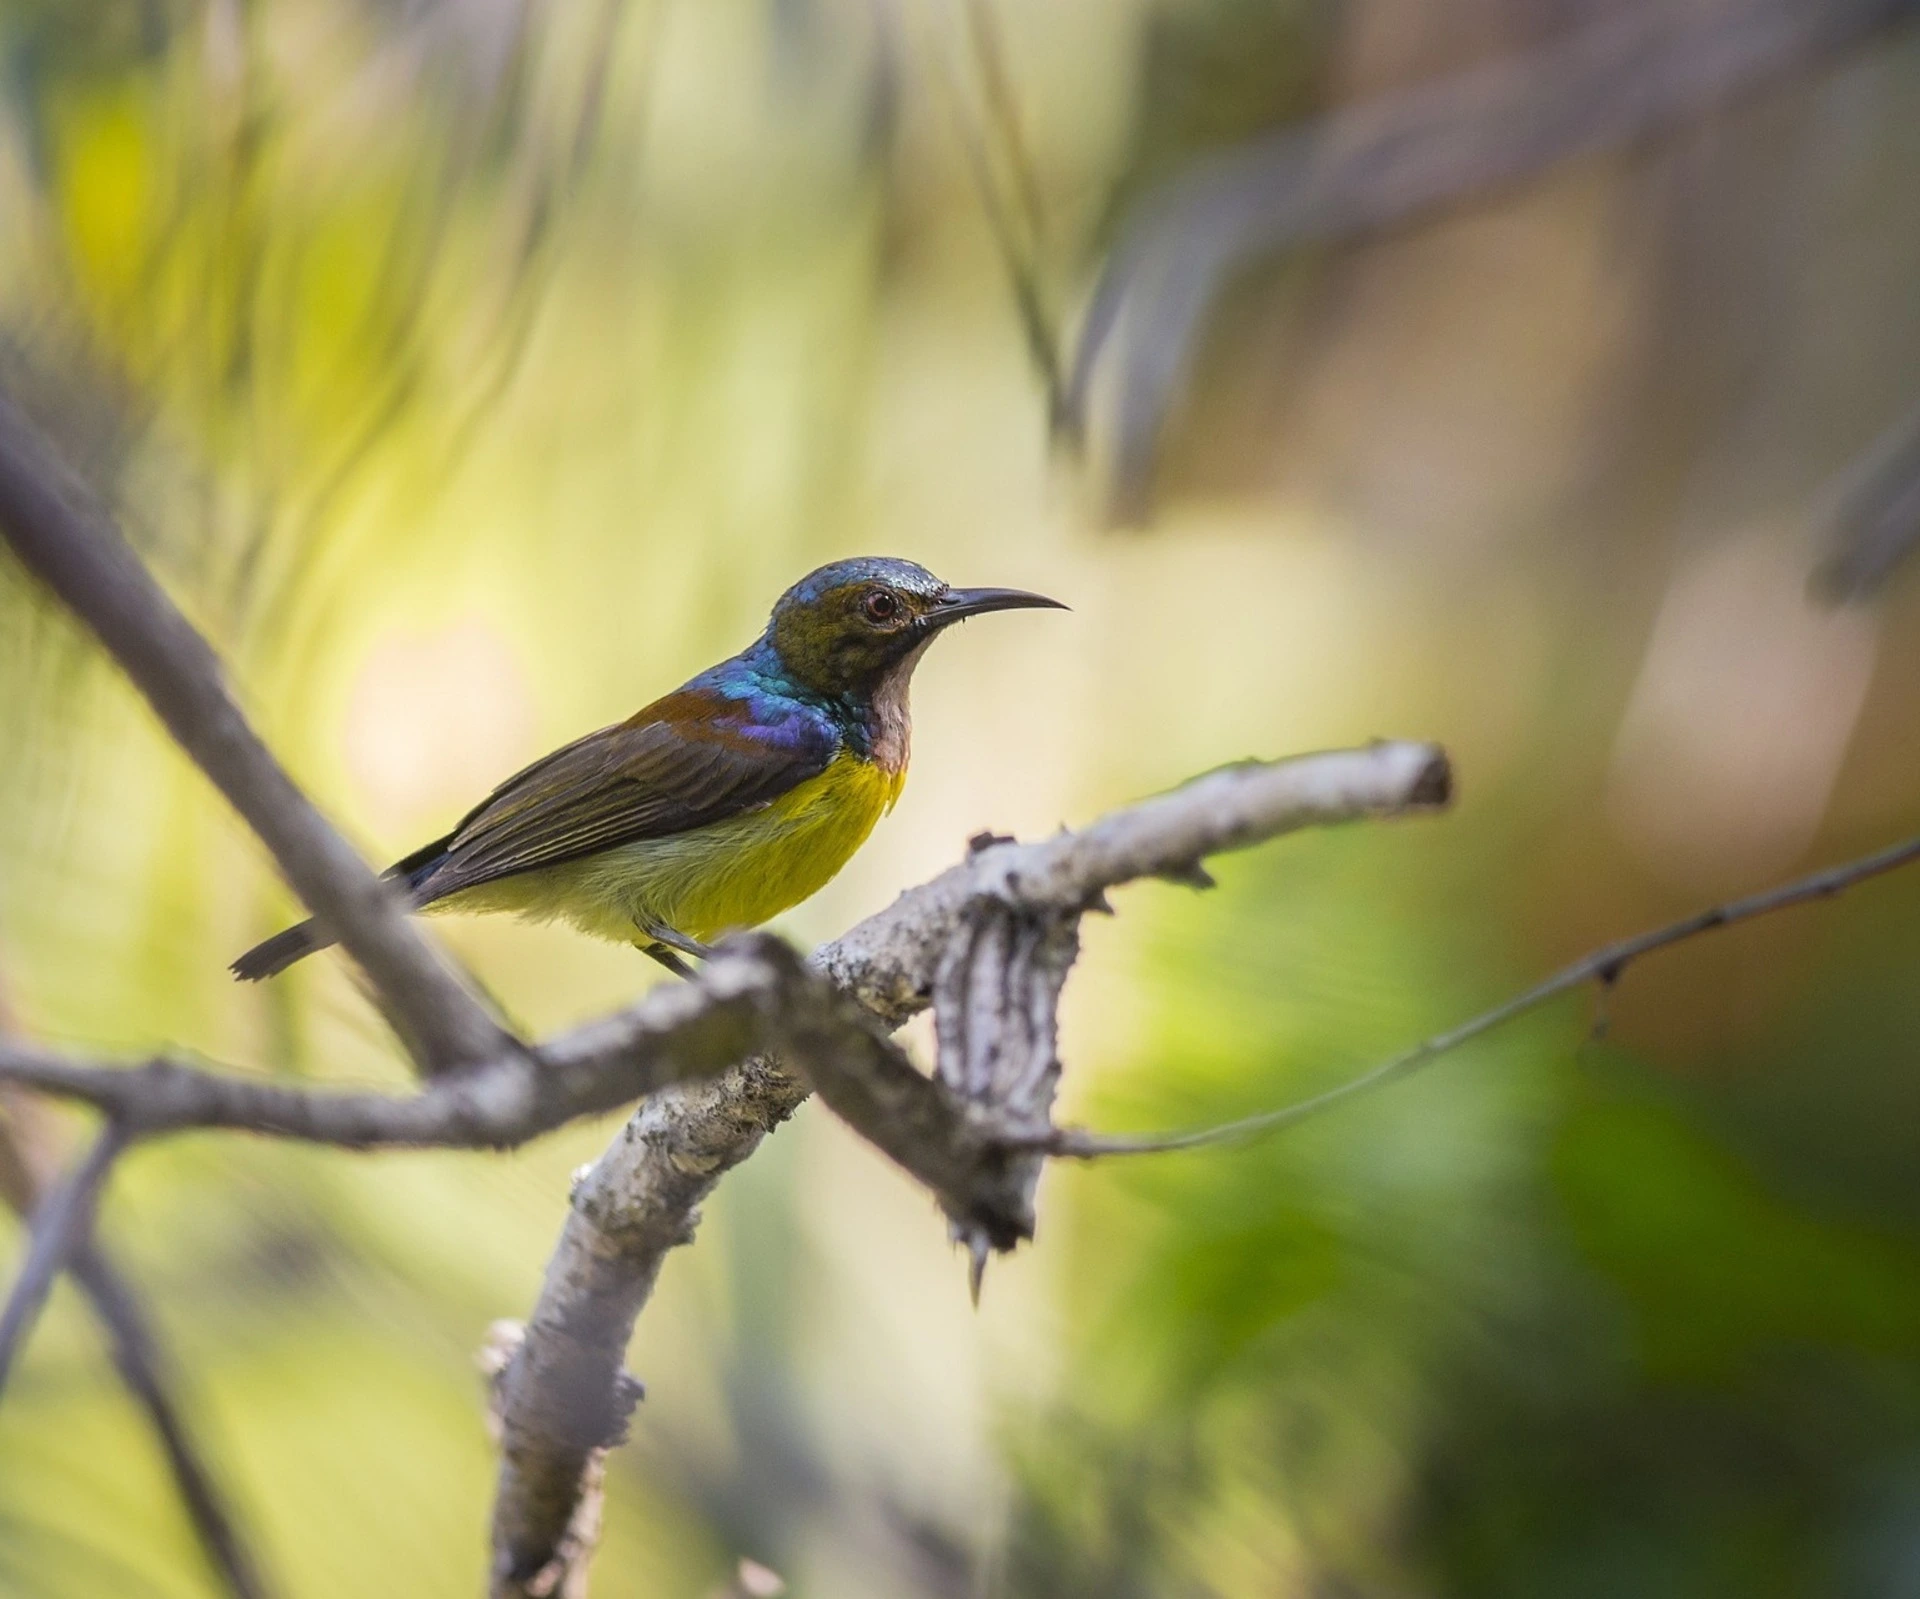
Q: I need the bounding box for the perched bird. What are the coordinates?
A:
[232,557,1062,981]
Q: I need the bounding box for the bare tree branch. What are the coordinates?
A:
[0,391,506,1073]
[486,741,1454,1594]
[482,1318,623,1599]
[819,743,1453,1020]
[488,1062,799,1598]
[1043,825,1920,1158]
[0,1120,125,1394]
[1065,0,1920,515]
[0,953,774,1148]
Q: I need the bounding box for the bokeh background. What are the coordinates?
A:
[4,1,1920,1594]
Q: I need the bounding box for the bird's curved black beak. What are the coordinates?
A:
[926,586,1068,630]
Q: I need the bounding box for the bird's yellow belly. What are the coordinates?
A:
[436,752,905,947]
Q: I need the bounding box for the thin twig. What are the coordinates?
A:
[1043,828,1920,1158]
[0,1121,126,1394]
[0,1095,276,1598]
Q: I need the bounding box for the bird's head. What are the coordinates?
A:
[766,557,1064,699]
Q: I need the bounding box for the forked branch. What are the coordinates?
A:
[0,1101,276,1599]
[485,740,1453,1595]
[0,1122,126,1393]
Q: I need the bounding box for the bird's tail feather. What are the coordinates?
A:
[229,838,450,982]
[231,919,333,981]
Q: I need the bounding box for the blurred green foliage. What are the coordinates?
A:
[1007,837,1920,1598]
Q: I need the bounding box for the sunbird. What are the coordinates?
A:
[232,557,1063,981]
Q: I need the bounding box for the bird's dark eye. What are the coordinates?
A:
[863,589,900,624]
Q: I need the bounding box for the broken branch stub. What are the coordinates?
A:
[932,898,1080,1290]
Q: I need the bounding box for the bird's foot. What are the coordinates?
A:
[639,920,716,980]
[643,944,698,979]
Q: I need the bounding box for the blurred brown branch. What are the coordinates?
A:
[938,0,1066,422]
[0,1102,277,1599]
[1067,0,1920,519]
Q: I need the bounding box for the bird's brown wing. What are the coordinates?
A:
[407,689,838,903]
